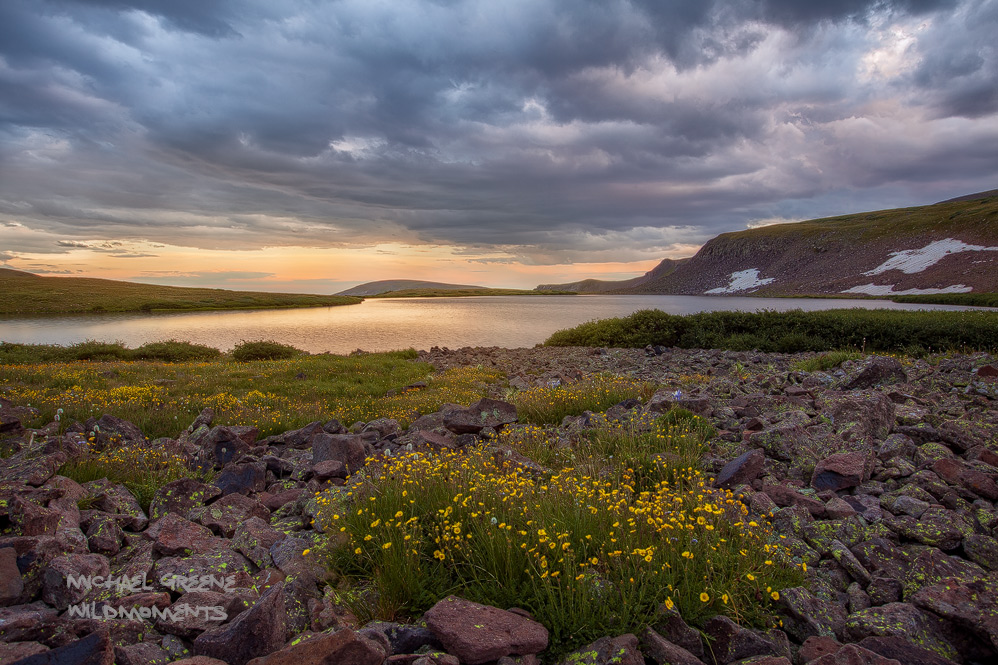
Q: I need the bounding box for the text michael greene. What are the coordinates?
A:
[66,573,236,594]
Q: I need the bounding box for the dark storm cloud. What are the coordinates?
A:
[1,0,997,264]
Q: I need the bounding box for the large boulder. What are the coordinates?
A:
[194,581,287,665]
[424,596,548,665]
[443,398,518,435]
[245,628,387,665]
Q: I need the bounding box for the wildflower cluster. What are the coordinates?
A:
[510,374,653,425]
[0,354,500,439]
[314,445,802,654]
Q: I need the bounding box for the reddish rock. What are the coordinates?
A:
[233,516,286,569]
[838,357,906,390]
[702,615,782,664]
[41,554,110,610]
[245,628,387,665]
[443,398,518,435]
[9,631,113,665]
[194,581,287,665]
[150,513,223,556]
[148,478,222,521]
[811,644,901,665]
[0,641,49,662]
[799,635,841,663]
[714,449,765,489]
[0,546,24,606]
[214,461,268,496]
[424,596,548,665]
[932,458,998,501]
[191,493,271,538]
[557,634,643,665]
[311,459,347,481]
[639,628,704,665]
[811,451,871,492]
[857,636,960,665]
[312,433,373,475]
[763,484,826,517]
[976,364,998,377]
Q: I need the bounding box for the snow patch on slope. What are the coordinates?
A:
[706,269,775,294]
[864,238,998,276]
[842,283,973,296]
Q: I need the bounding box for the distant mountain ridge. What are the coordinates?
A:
[337,279,484,296]
[536,192,998,296]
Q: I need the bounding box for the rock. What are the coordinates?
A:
[649,608,704,658]
[311,433,374,475]
[154,591,235,639]
[809,644,902,664]
[702,615,781,665]
[866,577,903,606]
[443,398,518,435]
[932,458,998,501]
[815,391,894,441]
[214,461,268,496]
[640,628,704,665]
[838,357,906,390]
[424,596,548,665]
[191,493,271,538]
[714,449,765,489]
[358,621,443,655]
[963,534,998,571]
[41,554,110,610]
[799,635,841,663]
[1,546,25,606]
[194,581,287,665]
[114,641,172,665]
[200,426,254,468]
[857,636,960,665]
[233,516,286,568]
[311,459,347,481]
[910,580,998,652]
[148,478,222,521]
[150,513,224,557]
[84,514,123,555]
[843,603,958,662]
[556,634,643,665]
[763,485,826,517]
[812,452,872,492]
[91,414,145,445]
[245,628,387,665]
[8,631,113,665]
[83,480,148,530]
[0,641,50,662]
[777,586,846,642]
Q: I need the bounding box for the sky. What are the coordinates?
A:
[1,0,997,292]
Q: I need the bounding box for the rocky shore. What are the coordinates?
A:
[1,346,997,665]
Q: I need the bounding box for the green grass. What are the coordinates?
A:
[0,267,362,315]
[369,288,575,298]
[545,308,998,353]
[791,351,863,372]
[59,444,216,512]
[509,374,654,425]
[314,426,802,659]
[890,293,998,307]
[0,346,502,439]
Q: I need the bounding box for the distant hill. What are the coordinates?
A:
[0,268,361,315]
[535,192,998,297]
[337,280,485,296]
[536,258,688,293]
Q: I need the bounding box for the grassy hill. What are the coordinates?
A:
[0,268,361,316]
[337,279,485,296]
[369,288,576,298]
[536,192,998,297]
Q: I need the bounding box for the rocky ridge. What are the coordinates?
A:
[1,347,997,665]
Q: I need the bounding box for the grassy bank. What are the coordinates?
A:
[0,345,502,439]
[545,308,998,353]
[370,288,575,298]
[891,293,998,307]
[0,268,362,315]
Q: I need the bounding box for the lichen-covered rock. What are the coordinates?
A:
[777,586,847,642]
[245,627,387,665]
[843,603,958,662]
[443,398,518,435]
[149,478,222,521]
[194,581,287,665]
[424,596,549,665]
[556,633,643,665]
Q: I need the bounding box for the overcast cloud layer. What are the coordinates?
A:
[1,0,997,270]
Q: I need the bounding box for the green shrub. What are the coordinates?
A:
[791,351,862,372]
[132,340,221,362]
[231,340,303,362]
[65,340,132,361]
[545,308,998,353]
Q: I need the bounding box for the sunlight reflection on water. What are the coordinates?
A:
[0,295,982,354]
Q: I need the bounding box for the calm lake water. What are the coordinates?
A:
[0,295,982,354]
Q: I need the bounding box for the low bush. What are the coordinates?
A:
[231,340,303,362]
[545,308,998,353]
[791,351,863,372]
[132,340,221,362]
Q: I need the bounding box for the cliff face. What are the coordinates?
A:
[537,193,998,296]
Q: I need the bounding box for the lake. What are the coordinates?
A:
[0,295,983,354]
